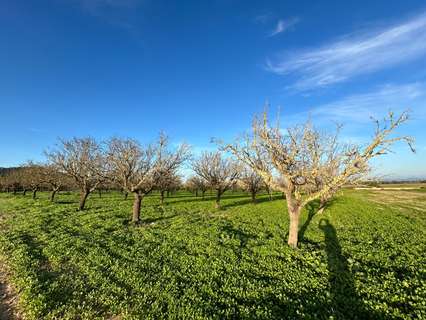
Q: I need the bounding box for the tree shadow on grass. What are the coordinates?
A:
[166,194,252,205]
[54,200,76,204]
[319,219,385,319]
[17,233,78,317]
[298,198,339,244]
[298,200,320,243]
[218,221,259,261]
[220,194,282,210]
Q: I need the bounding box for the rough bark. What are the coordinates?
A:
[132,192,143,224]
[79,190,90,211]
[286,192,302,248]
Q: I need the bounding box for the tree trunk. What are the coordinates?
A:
[79,190,90,211]
[202,190,205,200]
[160,191,165,204]
[215,190,221,209]
[124,192,128,200]
[166,190,170,197]
[23,189,27,196]
[98,189,102,198]
[50,189,58,202]
[287,201,301,248]
[195,189,198,197]
[251,191,256,203]
[32,188,37,199]
[132,192,143,224]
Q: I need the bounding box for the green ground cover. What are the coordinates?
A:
[0,190,425,319]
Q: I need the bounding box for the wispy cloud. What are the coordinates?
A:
[254,12,272,24]
[285,82,426,125]
[69,0,144,32]
[269,18,299,37]
[266,12,426,90]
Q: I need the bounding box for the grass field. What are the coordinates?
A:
[0,189,425,319]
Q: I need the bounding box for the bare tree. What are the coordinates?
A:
[106,138,154,224]
[21,161,45,199]
[45,137,107,210]
[224,111,414,248]
[156,173,181,204]
[186,176,209,199]
[41,164,69,202]
[2,170,22,195]
[107,134,190,223]
[153,134,190,205]
[192,151,240,209]
[239,166,263,203]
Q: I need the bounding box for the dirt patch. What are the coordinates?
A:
[0,263,21,320]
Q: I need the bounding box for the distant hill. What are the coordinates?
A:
[0,167,20,176]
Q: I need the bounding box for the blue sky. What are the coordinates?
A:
[1,0,425,179]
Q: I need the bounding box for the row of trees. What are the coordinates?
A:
[0,111,413,247]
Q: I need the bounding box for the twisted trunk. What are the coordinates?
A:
[50,188,58,202]
[79,190,90,211]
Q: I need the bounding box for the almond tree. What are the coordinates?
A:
[107,135,189,223]
[187,176,209,199]
[153,134,190,205]
[225,111,414,248]
[156,173,181,204]
[21,161,45,199]
[239,166,263,203]
[45,137,107,210]
[192,151,240,209]
[41,164,70,202]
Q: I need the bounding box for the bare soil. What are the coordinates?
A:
[0,263,20,320]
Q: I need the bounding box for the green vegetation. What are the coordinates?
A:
[0,190,425,319]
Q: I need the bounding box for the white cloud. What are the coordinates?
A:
[269,18,299,37]
[266,12,426,90]
[284,82,426,126]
